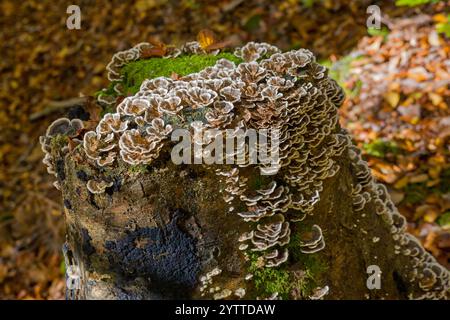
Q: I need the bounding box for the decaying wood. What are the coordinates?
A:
[41,42,449,300]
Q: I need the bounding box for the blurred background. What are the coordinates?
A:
[0,0,449,299]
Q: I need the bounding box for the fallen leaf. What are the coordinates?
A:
[384,91,400,108]
[409,174,429,184]
[428,92,443,106]
[394,176,409,189]
[389,189,405,205]
[197,29,217,50]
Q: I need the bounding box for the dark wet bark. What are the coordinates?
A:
[58,142,449,300]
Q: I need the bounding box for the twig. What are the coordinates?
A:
[29,97,88,121]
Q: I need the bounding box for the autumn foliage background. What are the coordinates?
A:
[0,0,449,299]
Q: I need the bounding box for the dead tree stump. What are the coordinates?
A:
[41,42,449,300]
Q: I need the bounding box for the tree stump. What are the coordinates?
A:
[41,42,449,300]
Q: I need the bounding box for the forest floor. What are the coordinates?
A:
[0,0,448,299]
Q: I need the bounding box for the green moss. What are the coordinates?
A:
[50,134,69,152]
[254,268,291,299]
[128,164,149,174]
[291,268,318,298]
[121,52,242,95]
[299,252,327,276]
[94,81,119,98]
[248,253,291,299]
[247,238,327,300]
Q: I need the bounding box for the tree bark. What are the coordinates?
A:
[42,42,449,300]
[56,134,449,300]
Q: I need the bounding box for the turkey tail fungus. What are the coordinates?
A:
[41,42,449,300]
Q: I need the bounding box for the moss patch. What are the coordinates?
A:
[248,253,291,299]
[128,164,149,174]
[121,52,242,94]
[253,268,291,299]
[246,221,329,299]
[50,134,69,150]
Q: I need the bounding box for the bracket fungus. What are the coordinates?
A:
[40,118,84,189]
[309,285,330,300]
[299,224,326,254]
[86,179,114,195]
[41,41,449,300]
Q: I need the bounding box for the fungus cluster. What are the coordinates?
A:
[85,41,346,201]
[40,118,83,189]
[299,225,325,254]
[42,41,449,300]
[199,267,223,297]
[86,179,113,194]
[238,213,290,268]
[309,285,329,300]
[348,144,449,299]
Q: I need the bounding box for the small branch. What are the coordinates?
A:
[30,97,88,121]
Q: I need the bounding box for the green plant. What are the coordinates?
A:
[322,53,362,98]
[367,26,390,39]
[128,164,149,174]
[437,212,450,229]
[362,139,401,158]
[253,267,291,298]
[436,15,450,37]
[395,0,439,6]
[301,0,315,8]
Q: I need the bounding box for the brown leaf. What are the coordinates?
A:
[389,189,405,205]
[428,92,443,106]
[394,176,409,189]
[141,47,167,58]
[141,38,167,58]
[409,174,429,184]
[197,29,217,50]
[83,96,102,123]
[205,40,232,51]
[384,91,400,108]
